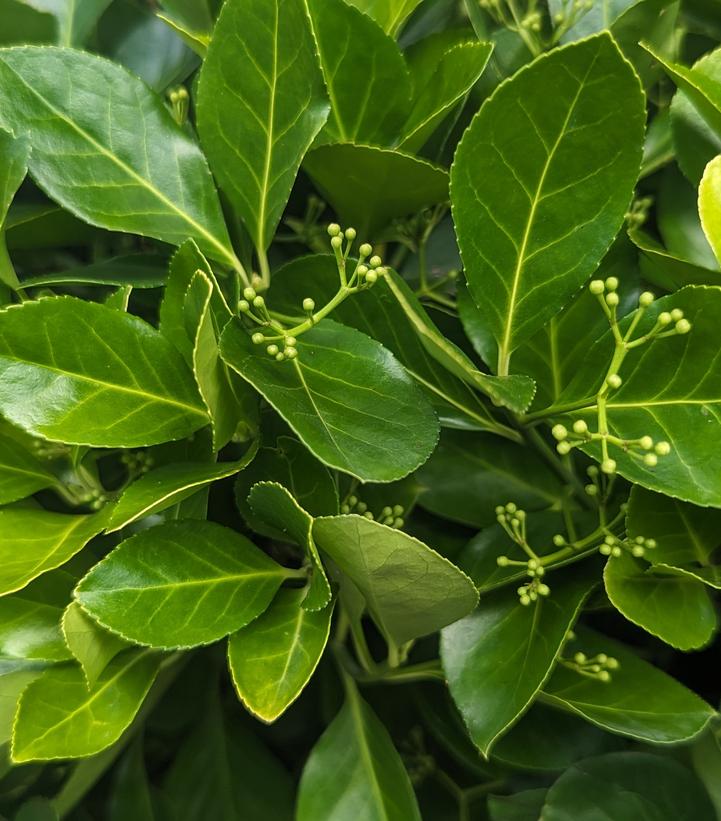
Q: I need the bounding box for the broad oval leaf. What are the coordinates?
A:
[541,627,715,743]
[0,47,237,267]
[451,33,645,374]
[197,0,329,253]
[11,648,160,762]
[62,602,129,687]
[75,520,289,648]
[441,568,595,755]
[313,514,478,645]
[0,508,106,596]
[0,297,208,447]
[228,589,332,722]
[296,686,421,821]
[220,317,439,483]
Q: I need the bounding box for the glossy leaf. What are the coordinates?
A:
[296,685,421,821]
[313,514,478,645]
[604,551,717,650]
[0,297,208,447]
[630,228,720,292]
[19,254,169,291]
[303,144,448,238]
[197,0,329,253]
[451,33,645,373]
[228,589,332,722]
[542,627,715,743]
[441,569,594,755]
[0,128,28,228]
[0,428,57,504]
[540,752,716,821]
[0,47,237,267]
[75,520,289,648]
[0,577,72,663]
[345,0,422,36]
[247,482,331,611]
[12,649,160,762]
[53,0,113,46]
[106,457,253,533]
[220,317,439,482]
[62,602,129,687]
[0,508,105,596]
[700,155,721,265]
[306,0,411,147]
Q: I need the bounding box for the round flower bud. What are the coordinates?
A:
[572,419,588,435]
[285,347,298,359]
[520,595,531,606]
[275,352,285,361]
[348,495,358,506]
[341,504,350,514]
[365,270,378,284]
[495,505,505,515]
[330,235,343,250]
[585,484,598,496]
[266,344,279,356]
[243,287,256,301]
[535,565,545,577]
[605,292,619,308]
[635,536,645,544]
[285,336,297,347]
[604,535,615,546]
[645,538,657,550]
[356,502,367,514]
[676,318,691,334]
[639,291,654,307]
[574,652,587,665]
[601,458,616,475]
[589,279,605,295]
[344,227,357,241]
[639,435,653,450]
[252,295,265,309]
[359,243,373,257]
[611,545,622,557]
[506,502,517,513]
[600,544,612,555]
[598,670,611,683]
[303,297,315,313]
[557,441,571,455]
[658,311,672,326]
[357,264,368,277]
[632,545,645,557]
[251,332,264,345]
[369,255,382,269]
[238,300,250,313]
[655,441,671,456]
[553,534,565,547]
[643,453,658,467]
[552,423,568,441]
[606,657,619,670]
[497,555,510,567]
[670,308,684,322]
[605,276,619,291]
[327,223,341,237]
[607,373,622,389]
[364,511,374,520]
[538,583,550,597]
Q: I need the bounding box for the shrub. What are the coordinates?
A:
[0,0,719,818]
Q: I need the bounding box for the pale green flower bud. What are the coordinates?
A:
[601,458,616,475]
[607,373,622,389]
[243,287,256,301]
[572,419,588,434]
[589,279,604,295]
[344,227,356,240]
[605,292,619,307]
[557,441,571,455]
[552,423,568,440]
[365,270,378,284]
[330,235,343,250]
[655,441,670,456]
[359,243,372,257]
[252,295,265,309]
[497,555,510,567]
[239,300,250,313]
[285,347,298,359]
[327,223,341,237]
[369,255,382,268]
[267,344,279,356]
[658,311,672,326]
[644,453,658,467]
[251,332,264,344]
[670,308,684,322]
[553,534,565,546]
[605,276,619,291]
[639,291,654,307]
[639,435,653,450]
[303,297,315,312]
[676,318,691,334]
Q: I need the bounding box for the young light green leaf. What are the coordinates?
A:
[247,482,331,611]
[0,667,44,747]
[296,684,422,821]
[604,552,717,650]
[699,155,721,265]
[106,456,255,533]
[62,602,129,687]
[540,751,716,821]
[0,47,238,267]
[344,0,422,36]
[313,514,478,645]
[197,0,329,254]
[228,589,333,722]
[541,627,715,743]
[220,318,439,483]
[0,428,57,504]
[400,39,493,153]
[0,297,208,447]
[452,33,645,374]
[303,144,448,238]
[11,649,161,762]
[441,569,595,756]
[75,520,290,648]
[0,508,105,596]
[305,0,411,147]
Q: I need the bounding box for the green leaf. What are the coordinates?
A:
[220,317,439,482]
[604,551,717,650]
[313,514,478,644]
[558,286,721,506]
[296,684,421,821]
[19,254,170,291]
[0,428,57,505]
[488,790,548,821]
[267,256,520,437]
[106,456,254,533]
[305,0,411,147]
[304,144,448,239]
[75,520,289,648]
[416,430,566,528]
[658,165,717,267]
[0,47,237,267]
[539,751,716,821]
[197,0,329,254]
[0,297,208,448]
[0,128,28,229]
[451,33,645,374]
[247,482,331,611]
[53,0,112,46]
[0,508,105,596]
[0,0,57,45]
[400,38,492,153]
[61,602,129,687]
[441,568,594,755]
[700,155,721,265]
[541,627,715,743]
[228,589,332,722]
[11,648,160,762]
[630,228,721,292]
[108,739,157,821]
[626,486,721,587]
[0,668,43,746]
[344,0,422,36]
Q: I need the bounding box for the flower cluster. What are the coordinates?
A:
[341,494,406,529]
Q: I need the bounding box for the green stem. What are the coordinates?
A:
[524,426,591,508]
[257,246,271,290]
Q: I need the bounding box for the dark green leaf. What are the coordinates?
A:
[630,228,720,292]
[19,254,169,290]
[0,428,57,504]
[488,789,547,821]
